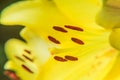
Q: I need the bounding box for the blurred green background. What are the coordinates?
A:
[0,0,23,79]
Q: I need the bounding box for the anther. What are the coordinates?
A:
[53,26,68,33]
[54,56,67,62]
[24,49,31,54]
[21,65,34,73]
[15,56,25,62]
[71,37,84,45]
[22,54,33,62]
[48,36,60,44]
[65,55,78,61]
[64,25,84,31]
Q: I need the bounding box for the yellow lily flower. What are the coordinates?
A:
[0,0,120,80]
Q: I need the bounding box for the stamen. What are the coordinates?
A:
[53,26,68,33]
[65,55,78,61]
[15,56,25,62]
[48,36,60,44]
[22,54,33,62]
[21,65,33,73]
[64,25,84,31]
[54,56,67,62]
[71,37,84,45]
[24,49,31,54]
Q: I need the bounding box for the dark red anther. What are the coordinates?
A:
[22,54,33,62]
[64,25,84,31]
[15,56,25,62]
[54,56,67,62]
[21,65,33,73]
[71,37,84,45]
[53,26,68,33]
[65,55,78,61]
[48,36,60,44]
[24,49,31,54]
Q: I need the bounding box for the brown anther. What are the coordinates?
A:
[24,49,31,54]
[65,55,78,61]
[22,54,33,62]
[21,65,33,73]
[64,25,84,31]
[53,26,68,33]
[48,36,60,44]
[54,56,67,62]
[71,37,84,45]
[15,56,25,62]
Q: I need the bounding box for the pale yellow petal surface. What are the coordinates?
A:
[53,0,102,28]
[36,47,118,80]
[0,0,106,49]
[104,55,120,80]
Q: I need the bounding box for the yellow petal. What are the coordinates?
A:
[53,0,102,28]
[36,47,118,80]
[0,0,103,29]
[0,0,106,49]
[1,1,41,25]
[104,54,120,80]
